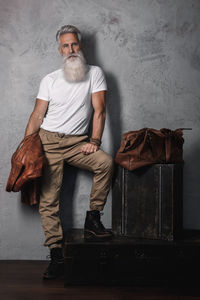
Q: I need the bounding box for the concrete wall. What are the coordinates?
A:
[0,0,200,259]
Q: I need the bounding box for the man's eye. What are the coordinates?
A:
[63,44,68,48]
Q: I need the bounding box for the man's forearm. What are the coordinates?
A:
[91,111,106,141]
[24,112,44,137]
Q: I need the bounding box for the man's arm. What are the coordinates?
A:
[24,99,49,137]
[81,90,106,155]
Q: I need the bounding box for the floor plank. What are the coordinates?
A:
[0,261,200,300]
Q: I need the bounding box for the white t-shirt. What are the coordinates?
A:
[37,65,107,135]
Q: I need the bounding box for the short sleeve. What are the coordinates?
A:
[91,66,107,93]
[36,75,50,101]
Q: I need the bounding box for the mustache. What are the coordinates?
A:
[65,53,81,60]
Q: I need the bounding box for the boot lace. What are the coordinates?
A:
[92,212,106,231]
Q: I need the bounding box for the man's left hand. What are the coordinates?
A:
[81,143,99,155]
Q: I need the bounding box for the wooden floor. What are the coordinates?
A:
[1,260,200,300]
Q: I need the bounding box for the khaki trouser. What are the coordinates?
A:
[38,128,114,249]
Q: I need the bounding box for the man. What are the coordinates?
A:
[24,25,114,279]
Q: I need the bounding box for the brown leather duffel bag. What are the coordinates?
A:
[115,128,184,171]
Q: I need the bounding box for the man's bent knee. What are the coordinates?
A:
[95,151,114,173]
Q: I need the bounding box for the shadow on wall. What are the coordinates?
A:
[83,33,122,155]
[59,164,78,229]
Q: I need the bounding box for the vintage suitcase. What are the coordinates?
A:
[64,230,200,286]
[112,164,183,240]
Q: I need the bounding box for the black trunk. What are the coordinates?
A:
[112,164,183,240]
[64,230,200,286]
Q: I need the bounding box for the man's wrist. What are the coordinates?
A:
[89,138,101,147]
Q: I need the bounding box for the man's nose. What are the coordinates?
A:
[69,45,74,53]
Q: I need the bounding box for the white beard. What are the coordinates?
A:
[63,51,88,82]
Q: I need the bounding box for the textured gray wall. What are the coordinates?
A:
[0,0,200,259]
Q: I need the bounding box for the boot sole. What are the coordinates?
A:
[42,263,64,280]
[43,271,64,280]
[84,229,113,241]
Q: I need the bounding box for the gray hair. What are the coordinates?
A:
[56,25,82,43]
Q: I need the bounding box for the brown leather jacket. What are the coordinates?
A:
[6,132,46,206]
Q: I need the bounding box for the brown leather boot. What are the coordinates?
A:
[84,210,114,241]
